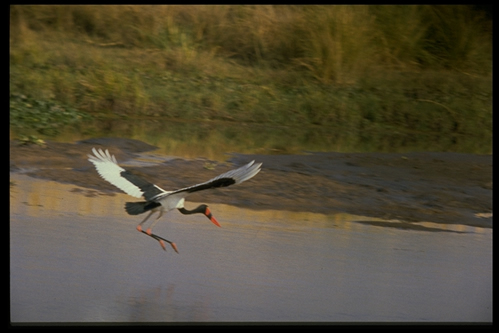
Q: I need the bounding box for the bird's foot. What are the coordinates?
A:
[136,225,143,232]
[157,238,179,253]
[138,229,179,254]
[170,242,179,254]
[146,228,152,236]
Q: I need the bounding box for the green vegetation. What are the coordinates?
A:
[10,92,91,137]
[10,5,492,153]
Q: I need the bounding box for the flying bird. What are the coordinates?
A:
[88,148,262,253]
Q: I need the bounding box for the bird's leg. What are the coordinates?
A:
[135,210,177,253]
[136,210,155,233]
[145,211,163,235]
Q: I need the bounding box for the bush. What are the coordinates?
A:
[10,93,91,136]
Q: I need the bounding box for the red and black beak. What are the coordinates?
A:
[204,207,221,227]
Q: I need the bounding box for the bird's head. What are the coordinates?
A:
[178,204,221,227]
[199,204,221,227]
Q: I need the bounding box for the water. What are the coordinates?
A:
[10,175,492,322]
[14,116,484,163]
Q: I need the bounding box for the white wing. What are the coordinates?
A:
[205,160,262,185]
[153,160,262,200]
[89,148,262,202]
[88,148,166,199]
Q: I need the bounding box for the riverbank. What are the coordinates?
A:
[10,138,492,228]
[10,6,492,154]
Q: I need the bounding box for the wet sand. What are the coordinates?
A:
[10,138,492,228]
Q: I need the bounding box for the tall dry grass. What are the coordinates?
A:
[11,5,492,81]
[10,5,492,153]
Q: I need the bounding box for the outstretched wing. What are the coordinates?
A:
[156,160,262,200]
[88,148,167,200]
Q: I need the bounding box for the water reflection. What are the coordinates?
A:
[10,175,129,219]
[10,174,492,322]
[112,284,210,322]
[17,117,479,162]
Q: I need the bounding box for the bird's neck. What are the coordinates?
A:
[178,206,205,215]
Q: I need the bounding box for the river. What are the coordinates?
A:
[10,174,492,323]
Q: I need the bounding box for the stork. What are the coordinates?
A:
[88,148,262,253]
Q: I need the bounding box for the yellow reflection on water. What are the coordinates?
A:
[10,174,130,219]
[10,173,489,235]
[10,173,376,238]
[9,173,361,224]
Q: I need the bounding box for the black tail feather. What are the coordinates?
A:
[125,201,161,215]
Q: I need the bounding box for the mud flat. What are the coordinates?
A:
[10,138,492,228]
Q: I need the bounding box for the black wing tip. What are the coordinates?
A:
[186,177,236,193]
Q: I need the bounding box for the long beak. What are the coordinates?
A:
[205,207,221,227]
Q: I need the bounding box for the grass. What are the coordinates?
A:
[10,92,91,136]
[9,5,492,153]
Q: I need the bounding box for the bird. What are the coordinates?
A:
[88,147,262,253]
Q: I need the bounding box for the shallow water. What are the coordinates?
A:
[10,174,492,322]
[16,116,489,163]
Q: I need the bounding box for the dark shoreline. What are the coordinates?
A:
[10,138,492,228]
